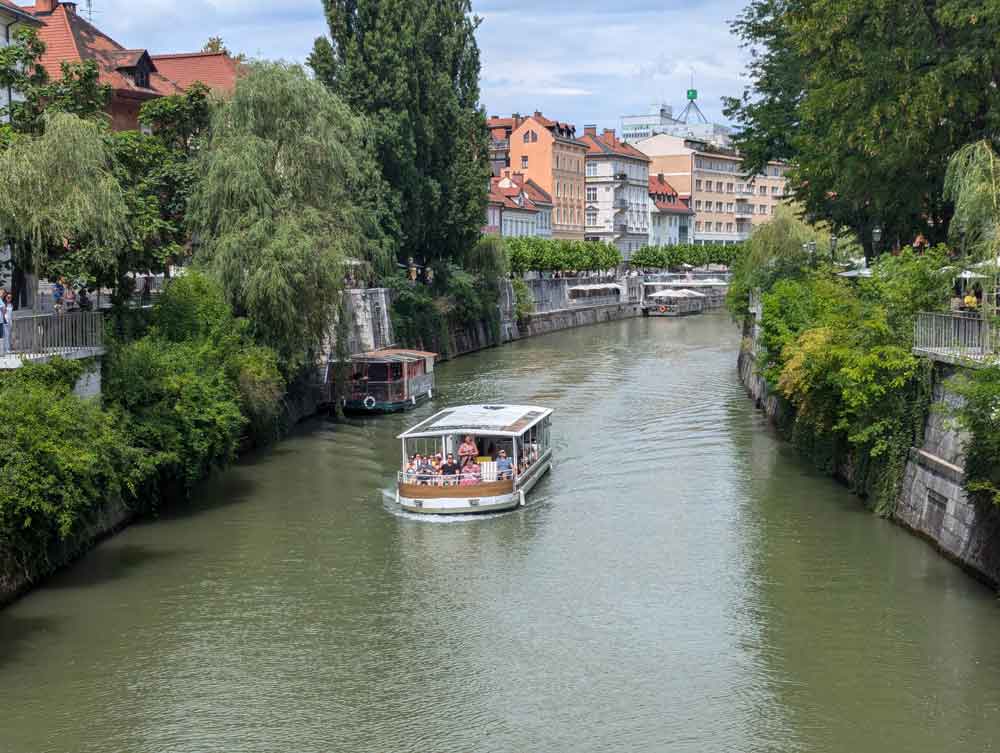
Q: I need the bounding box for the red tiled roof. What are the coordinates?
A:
[26,3,179,97]
[491,176,539,213]
[501,172,552,206]
[151,51,241,94]
[649,175,693,214]
[579,129,651,161]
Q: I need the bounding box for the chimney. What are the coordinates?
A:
[658,173,664,182]
[584,124,597,137]
[534,110,542,117]
[603,128,616,142]
[36,0,58,11]
[503,169,511,178]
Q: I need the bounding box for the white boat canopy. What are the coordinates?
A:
[398,404,553,439]
[644,279,727,288]
[648,289,707,299]
[566,283,625,292]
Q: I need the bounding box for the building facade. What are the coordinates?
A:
[491,112,587,241]
[648,174,693,246]
[579,126,650,259]
[634,134,789,246]
[11,0,238,131]
[485,172,554,239]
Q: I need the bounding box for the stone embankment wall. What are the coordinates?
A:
[738,326,1000,588]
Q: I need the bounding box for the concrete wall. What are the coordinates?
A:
[342,288,394,355]
[895,369,1000,586]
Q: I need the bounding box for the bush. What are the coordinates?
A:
[507,237,622,274]
[0,361,142,575]
[511,276,533,324]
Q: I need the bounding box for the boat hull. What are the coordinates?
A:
[398,459,551,515]
[344,391,431,415]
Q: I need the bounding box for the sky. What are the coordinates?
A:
[66,0,751,131]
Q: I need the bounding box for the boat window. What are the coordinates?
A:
[367,363,389,381]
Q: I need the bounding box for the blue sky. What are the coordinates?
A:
[73,0,750,131]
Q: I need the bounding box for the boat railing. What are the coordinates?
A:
[397,470,514,487]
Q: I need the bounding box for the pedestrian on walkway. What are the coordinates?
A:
[2,292,12,355]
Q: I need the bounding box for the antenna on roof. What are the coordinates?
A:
[677,72,709,125]
[83,0,94,22]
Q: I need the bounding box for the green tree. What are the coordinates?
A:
[187,62,390,374]
[725,0,1000,259]
[0,28,110,138]
[311,0,490,267]
[0,112,127,304]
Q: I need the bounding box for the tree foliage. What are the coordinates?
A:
[629,243,744,270]
[725,0,1000,258]
[0,112,127,288]
[188,62,390,374]
[506,238,622,275]
[311,0,490,266]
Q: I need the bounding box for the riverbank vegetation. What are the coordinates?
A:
[732,210,948,514]
[0,11,495,591]
[506,238,622,275]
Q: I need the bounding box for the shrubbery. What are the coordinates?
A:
[0,361,142,577]
[738,215,946,514]
[629,243,744,270]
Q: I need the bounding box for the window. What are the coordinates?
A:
[737,183,745,194]
[758,204,767,214]
[726,203,734,213]
[555,155,560,169]
[695,179,703,191]
[726,223,733,232]
[586,186,597,202]
[771,166,779,176]
[524,131,531,143]
[586,210,597,226]
[715,222,723,232]
[695,221,702,231]
[771,205,776,214]
[695,200,702,211]
[696,158,704,168]
[134,66,150,89]
[771,185,780,195]
[715,201,723,212]
[532,131,538,143]
[726,183,733,193]
[521,155,528,169]
[715,181,723,192]
[586,160,596,176]
[759,185,766,195]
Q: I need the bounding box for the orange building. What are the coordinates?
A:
[489,111,587,241]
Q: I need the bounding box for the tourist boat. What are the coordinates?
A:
[343,349,437,414]
[395,404,554,514]
[644,289,706,317]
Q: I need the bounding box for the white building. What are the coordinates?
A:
[579,126,650,260]
[620,102,731,148]
[0,2,39,124]
[489,173,554,239]
[648,174,693,246]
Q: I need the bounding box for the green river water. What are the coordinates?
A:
[2,314,1000,752]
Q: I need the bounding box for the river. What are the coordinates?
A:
[3,314,1000,752]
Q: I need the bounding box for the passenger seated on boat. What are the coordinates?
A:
[416,454,435,485]
[460,458,480,486]
[404,458,418,483]
[458,435,478,466]
[430,455,443,485]
[496,449,513,480]
[440,454,460,485]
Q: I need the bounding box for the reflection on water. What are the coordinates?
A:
[1,314,999,753]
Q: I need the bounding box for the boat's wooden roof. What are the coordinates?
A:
[353,348,438,363]
[398,404,553,439]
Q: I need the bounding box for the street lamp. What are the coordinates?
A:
[829,235,838,263]
[803,240,817,267]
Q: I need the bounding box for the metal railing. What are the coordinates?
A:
[913,311,995,360]
[10,311,104,357]
[348,380,406,403]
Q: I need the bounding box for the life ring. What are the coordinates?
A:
[363,395,376,410]
[658,305,667,314]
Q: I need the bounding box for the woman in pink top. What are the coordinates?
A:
[458,435,478,466]
[459,459,480,486]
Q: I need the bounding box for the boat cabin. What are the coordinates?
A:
[396,404,554,513]
[344,349,436,413]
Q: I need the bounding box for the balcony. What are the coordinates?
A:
[614,172,628,182]
[612,197,628,210]
[490,138,509,150]
[614,222,629,233]
[3,311,105,368]
[913,311,997,365]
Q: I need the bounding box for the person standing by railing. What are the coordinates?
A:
[2,292,11,355]
[0,288,6,355]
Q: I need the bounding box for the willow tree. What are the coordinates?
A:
[187,62,391,374]
[0,112,126,307]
